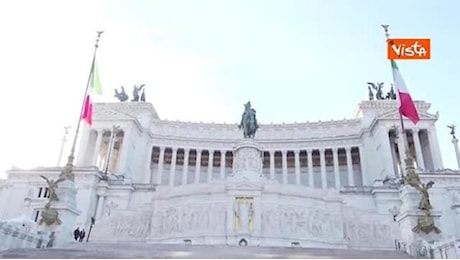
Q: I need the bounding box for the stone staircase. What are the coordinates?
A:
[0,242,413,259]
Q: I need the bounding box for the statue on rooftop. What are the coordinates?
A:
[132,84,145,102]
[140,88,146,102]
[367,82,385,100]
[447,124,456,139]
[386,84,397,100]
[239,101,259,139]
[368,86,374,100]
[114,86,129,102]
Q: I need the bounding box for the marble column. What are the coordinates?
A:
[157,146,165,185]
[269,151,275,180]
[116,128,131,174]
[182,149,190,185]
[220,150,226,179]
[412,128,425,170]
[428,127,444,170]
[294,150,301,185]
[397,130,407,174]
[282,150,288,184]
[95,195,105,221]
[95,183,108,221]
[332,147,340,189]
[382,127,397,178]
[307,149,314,187]
[389,135,400,177]
[194,149,202,184]
[319,148,327,189]
[168,148,178,187]
[145,145,154,184]
[76,124,91,166]
[91,130,103,166]
[358,146,367,186]
[453,138,460,170]
[346,147,354,186]
[103,129,116,174]
[207,150,214,183]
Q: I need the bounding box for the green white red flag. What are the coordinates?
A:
[391,59,420,124]
[81,63,102,125]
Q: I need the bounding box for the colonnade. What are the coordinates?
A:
[149,146,364,189]
[389,127,442,175]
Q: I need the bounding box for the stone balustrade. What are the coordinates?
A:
[0,221,51,251]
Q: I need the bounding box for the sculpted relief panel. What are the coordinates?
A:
[233,148,262,174]
[150,203,227,238]
[342,209,400,248]
[92,210,151,242]
[261,205,343,242]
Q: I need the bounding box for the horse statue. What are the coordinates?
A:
[367,82,385,100]
[238,101,259,138]
[114,86,129,102]
[132,84,145,102]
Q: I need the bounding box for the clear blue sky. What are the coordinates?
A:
[0,0,459,177]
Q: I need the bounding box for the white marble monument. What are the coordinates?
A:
[1,99,460,257]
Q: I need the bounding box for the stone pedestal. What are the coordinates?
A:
[452,138,460,170]
[230,140,264,182]
[396,209,442,244]
[396,186,442,256]
[225,140,265,246]
[39,180,81,247]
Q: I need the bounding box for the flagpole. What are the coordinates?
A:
[59,31,104,181]
[381,25,414,180]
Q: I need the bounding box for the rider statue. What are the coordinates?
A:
[239,101,259,138]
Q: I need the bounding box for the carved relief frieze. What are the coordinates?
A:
[260,205,342,240]
[150,203,227,238]
[92,211,151,241]
[342,209,400,247]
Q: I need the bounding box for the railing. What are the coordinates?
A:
[430,236,460,259]
[0,221,51,251]
[394,239,433,259]
[394,238,460,259]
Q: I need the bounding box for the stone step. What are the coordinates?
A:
[0,242,413,259]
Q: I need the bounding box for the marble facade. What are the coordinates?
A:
[1,99,460,255]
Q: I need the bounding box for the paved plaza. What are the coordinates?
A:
[0,242,412,259]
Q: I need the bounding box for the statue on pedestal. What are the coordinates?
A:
[403,158,440,234]
[416,181,435,211]
[412,211,441,234]
[238,101,259,139]
[38,202,62,226]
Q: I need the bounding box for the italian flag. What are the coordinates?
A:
[391,59,420,124]
[81,63,102,125]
